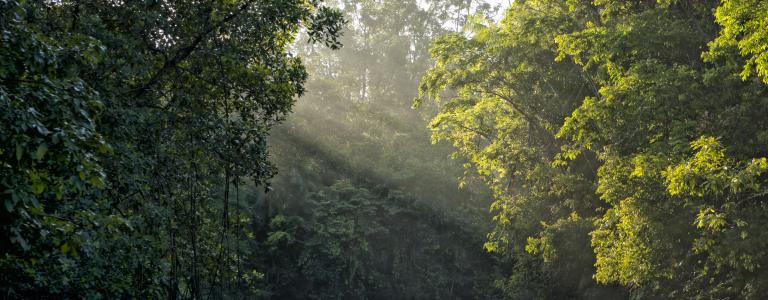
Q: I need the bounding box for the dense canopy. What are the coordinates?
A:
[2,0,768,299]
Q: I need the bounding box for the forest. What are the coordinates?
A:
[2,0,768,299]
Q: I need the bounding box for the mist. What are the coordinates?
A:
[5,0,768,298]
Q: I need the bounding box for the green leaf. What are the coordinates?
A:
[4,199,14,213]
[89,176,105,189]
[32,181,46,195]
[35,143,47,161]
[15,144,23,161]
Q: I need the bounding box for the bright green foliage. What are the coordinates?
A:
[416,1,625,297]
[420,0,768,299]
[555,0,768,297]
[708,0,768,83]
[6,0,768,297]
[557,0,768,298]
[1,0,343,297]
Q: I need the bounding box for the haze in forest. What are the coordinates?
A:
[3,0,768,299]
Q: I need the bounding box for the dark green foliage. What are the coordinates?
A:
[239,1,506,298]
[1,0,343,298]
[254,182,499,299]
[6,0,768,299]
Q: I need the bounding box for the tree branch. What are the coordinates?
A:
[129,0,257,98]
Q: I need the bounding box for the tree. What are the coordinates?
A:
[0,0,343,297]
[416,1,624,297]
[255,181,500,299]
[557,1,768,297]
[419,0,768,298]
[241,1,507,298]
[708,0,768,84]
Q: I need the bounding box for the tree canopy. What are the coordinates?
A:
[1,0,343,297]
[4,0,768,299]
[417,0,768,298]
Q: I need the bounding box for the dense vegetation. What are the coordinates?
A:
[252,1,505,298]
[2,0,768,299]
[417,0,768,298]
[1,0,344,297]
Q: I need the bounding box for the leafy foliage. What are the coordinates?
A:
[6,0,768,298]
[254,182,498,299]
[1,0,343,297]
[244,1,507,298]
[417,1,622,297]
[708,0,768,83]
[418,0,768,298]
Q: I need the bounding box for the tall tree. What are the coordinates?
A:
[419,0,768,298]
[416,1,623,297]
[242,0,506,298]
[0,0,343,298]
